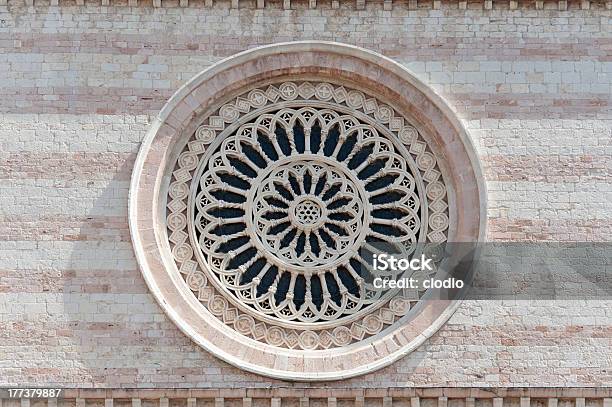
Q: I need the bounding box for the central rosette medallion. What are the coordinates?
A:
[250,159,367,270]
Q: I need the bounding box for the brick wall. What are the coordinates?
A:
[0,1,611,387]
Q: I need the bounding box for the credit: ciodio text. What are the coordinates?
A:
[372,277,465,289]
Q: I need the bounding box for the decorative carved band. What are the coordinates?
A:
[18,389,612,407]
[6,0,603,11]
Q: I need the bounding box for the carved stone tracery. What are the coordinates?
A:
[166,81,449,350]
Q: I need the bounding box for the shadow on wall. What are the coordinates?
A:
[59,152,281,387]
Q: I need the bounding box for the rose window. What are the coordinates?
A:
[159,77,460,353]
[192,103,429,325]
[132,42,485,379]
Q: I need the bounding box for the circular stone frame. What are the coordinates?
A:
[129,41,486,381]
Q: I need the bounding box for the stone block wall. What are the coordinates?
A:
[0,0,610,388]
